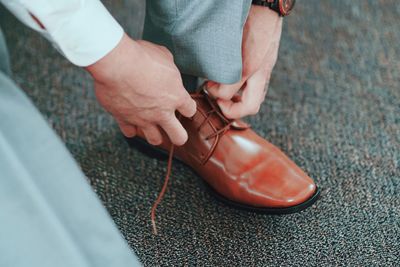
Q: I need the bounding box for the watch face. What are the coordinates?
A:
[279,0,296,16]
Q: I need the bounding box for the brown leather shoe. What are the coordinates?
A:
[127,90,320,214]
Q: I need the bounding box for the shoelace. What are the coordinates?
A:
[151,143,174,235]
[150,90,234,235]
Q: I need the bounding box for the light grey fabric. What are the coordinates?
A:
[0,34,141,267]
[143,0,252,84]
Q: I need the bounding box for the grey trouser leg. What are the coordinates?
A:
[143,0,252,84]
[0,31,140,267]
[181,73,198,92]
[0,28,11,76]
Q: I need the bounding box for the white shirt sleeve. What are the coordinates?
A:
[0,0,124,66]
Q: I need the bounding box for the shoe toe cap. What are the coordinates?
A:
[236,150,318,208]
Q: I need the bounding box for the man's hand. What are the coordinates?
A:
[207,6,282,119]
[86,34,196,146]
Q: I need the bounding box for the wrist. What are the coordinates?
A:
[247,5,282,38]
[85,33,139,83]
[250,4,281,20]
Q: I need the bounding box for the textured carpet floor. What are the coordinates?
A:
[1,0,399,266]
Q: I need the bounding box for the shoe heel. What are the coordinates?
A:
[125,136,168,161]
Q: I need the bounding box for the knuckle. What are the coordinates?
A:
[158,112,173,124]
[250,105,260,115]
[159,45,173,57]
[223,111,236,119]
[188,100,197,113]
[172,128,188,146]
[177,97,196,113]
[148,137,162,146]
[219,91,233,100]
[174,135,187,146]
[119,125,135,137]
[120,128,129,136]
[207,87,220,96]
[176,95,187,106]
[157,112,169,122]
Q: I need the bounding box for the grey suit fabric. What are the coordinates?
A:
[143,0,252,85]
[0,30,140,267]
[0,28,10,75]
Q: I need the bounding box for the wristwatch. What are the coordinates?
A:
[251,0,296,17]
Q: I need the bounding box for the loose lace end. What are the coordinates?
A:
[151,143,175,235]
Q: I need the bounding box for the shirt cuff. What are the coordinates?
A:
[19,0,124,66]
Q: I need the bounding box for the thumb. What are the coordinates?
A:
[217,97,249,119]
[207,80,244,100]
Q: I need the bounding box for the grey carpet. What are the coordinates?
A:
[0,0,399,266]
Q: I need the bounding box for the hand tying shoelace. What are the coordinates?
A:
[145,84,318,235]
[150,86,237,235]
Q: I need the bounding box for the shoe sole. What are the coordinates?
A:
[126,136,321,215]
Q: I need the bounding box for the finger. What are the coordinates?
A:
[118,122,137,138]
[242,72,267,109]
[207,81,244,100]
[157,45,173,59]
[177,94,197,118]
[142,125,163,145]
[159,115,188,146]
[217,99,246,119]
[218,71,266,119]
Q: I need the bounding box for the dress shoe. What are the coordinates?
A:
[126,89,320,214]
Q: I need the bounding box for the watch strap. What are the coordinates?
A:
[252,0,273,7]
[251,0,283,16]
